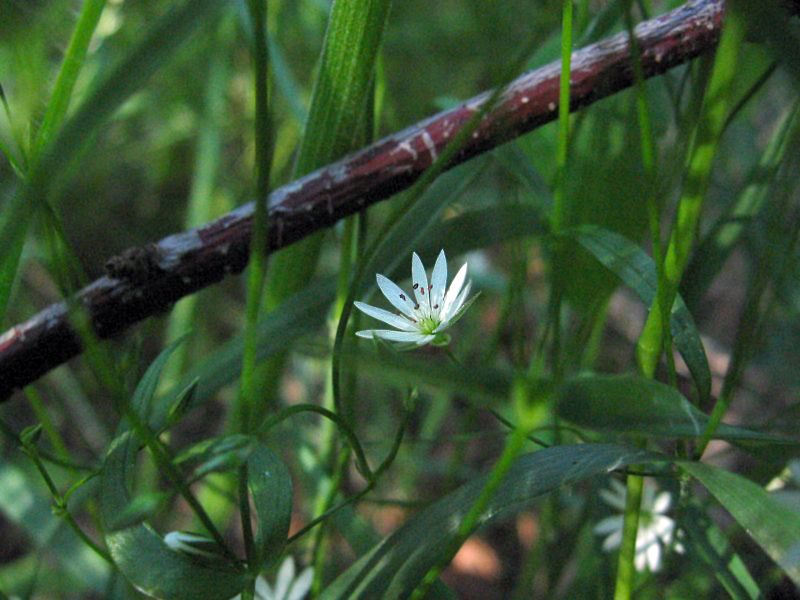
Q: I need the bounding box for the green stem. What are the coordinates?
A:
[636,8,745,376]
[238,0,273,572]
[613,474,644,600]
[552,0,573,232]
[23,442,114,566]
[411,423,530,599]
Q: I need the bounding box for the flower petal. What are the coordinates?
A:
[594,515,623,535]
[411,252,431,314]
[429,250,447,315]
[440,281,472,326]
[376,274,415,317]
[652,491,672,514]
[254,575,273,600]
[356,329,431,343]
[274,557,295,600]
[354,301,418,331]
[440,262,467,320]
[287,567,313,600]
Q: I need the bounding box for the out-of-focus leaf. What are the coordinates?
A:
[571,225,712,402]
[247,444,293,567]
[106,491,167,532]
[321,444,659,599]
[682,504,761,600]
[100,432,245,600]
[557,374,798,446]
[175,434,258,481]
[0,462,107,593]
[682,461,800,585]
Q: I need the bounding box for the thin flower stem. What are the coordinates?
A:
[613,474,644,600]
[287,399,413,544]
[259,403,373,479]
[238,0,273,575]
[410,422,530,600]
[22,443,114,566]
[552,0,573,233]
[623,1,675,386]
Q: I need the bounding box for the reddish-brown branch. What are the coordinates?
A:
[0,0,783,399]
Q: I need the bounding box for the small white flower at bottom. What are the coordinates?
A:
[231,556,313,600]
[354,249,475,347]
[593,479,684,572]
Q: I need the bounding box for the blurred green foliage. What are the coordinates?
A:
[1,0,800,598]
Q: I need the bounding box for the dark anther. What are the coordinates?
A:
[433,304,439,309]
[420,288,425,295]
[414,303,420,310]
[400,294,406,300]
[413,283,419,289]
[428,284,432,290]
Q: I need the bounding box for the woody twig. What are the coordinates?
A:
[0,0,790,399]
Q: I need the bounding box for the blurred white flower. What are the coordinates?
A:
[594,479,683,572]
[163,530,223,560]
[231,556,313,600]
[355,250,475,347]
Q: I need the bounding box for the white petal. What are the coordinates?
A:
[599,479,628,510]
[354,301,418,331]
[411,253,431,314]
[601,529,622,552]
[254,576,273,600]
[594,515,623,535]
[356,329,431,343]
[429,250,447,315]
[376,274,415,317]
[645,538,663,571]
[634,550,648,572]
[414,334,436,345]
[287,567,313,600]
[274,557,295,600]
[440,263,467,320]
[652,491,672,514]
[448,281,472,322]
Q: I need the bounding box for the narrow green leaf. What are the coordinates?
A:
[0,0,225,325]
[130,335,188,425]
[682,461,800,585]
[247,444,293,567]
[571,224,711,402]
[101,432,245,600]
[259,0,392,398]
[0,462,107,591]
[683,102,800,309]
[682,504,761,600]
[30,0,107,161]
[106,491,167,532]
[321,444,658,600]
[556,373,797,446]
[174,434,258,481]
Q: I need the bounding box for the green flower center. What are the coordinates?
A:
[418,316,441,334]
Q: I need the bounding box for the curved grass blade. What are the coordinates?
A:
[0,0,225,325]
[247,445,293,567]
[682,504,761,600]
[570,224,711,402]
[682,461,800,586]
[101,432,245,599]
[320,444,659,600]
[556,373,798,447]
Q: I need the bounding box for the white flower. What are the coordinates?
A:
[164,534,313,600]
[231,556,313,600]
[593,479,684,572]
[163,530,225,560]
[355,250,475,346]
